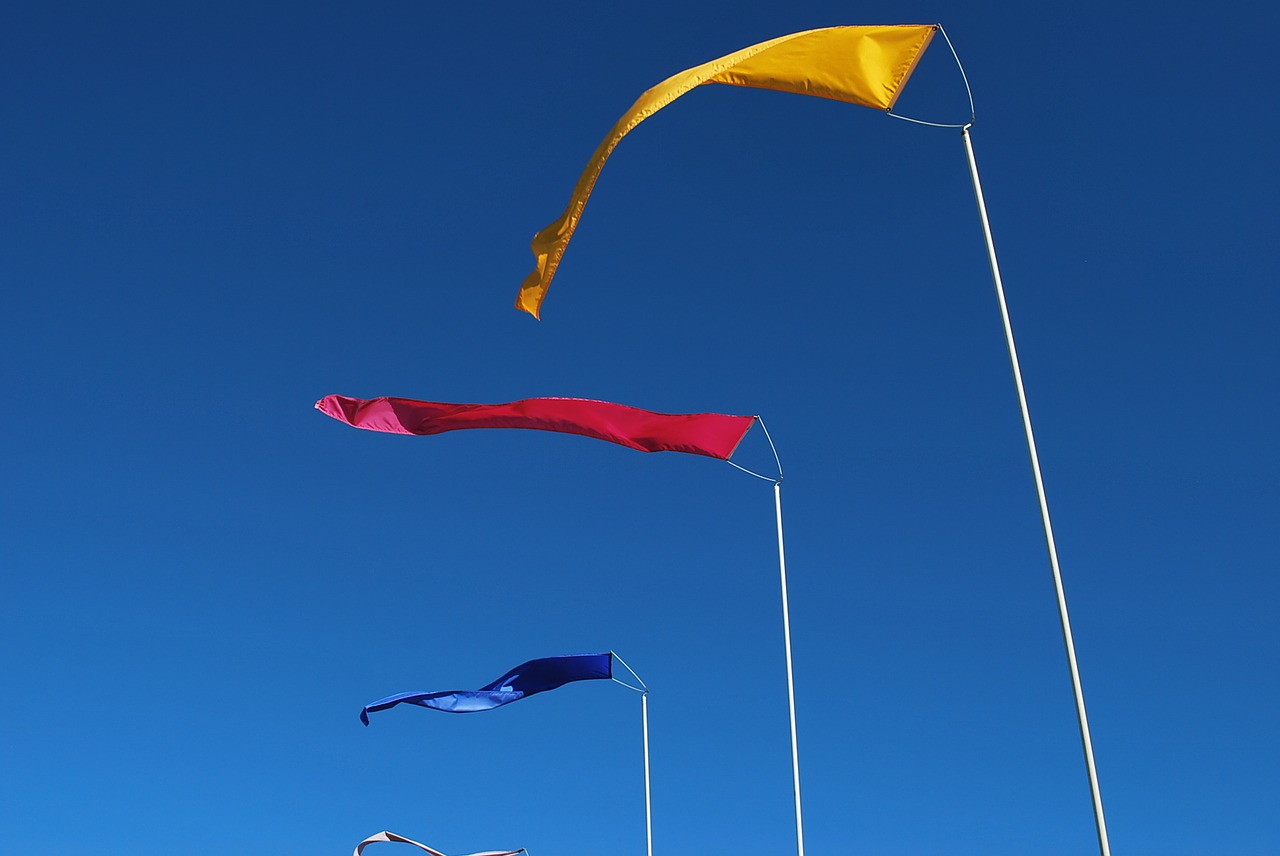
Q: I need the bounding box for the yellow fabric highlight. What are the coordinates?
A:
[515,24,936,318]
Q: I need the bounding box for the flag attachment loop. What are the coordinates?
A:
[726,460,778,482]
[352,830,524,856]
[886,24,975,129]
[725,416,785,482]
[610,650,649,694]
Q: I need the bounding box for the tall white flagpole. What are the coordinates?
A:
[642,692,653,856]
[961,124,1112,856]
[727,423,803,856]
[774,480,805,856]
[612,651,653,856]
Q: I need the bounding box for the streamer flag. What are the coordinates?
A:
[353,830,523,856]
[317,394,755,460]
[360,653,614,725]
[516,24,937,317]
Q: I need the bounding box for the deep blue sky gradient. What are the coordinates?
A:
[3,3,1277,855]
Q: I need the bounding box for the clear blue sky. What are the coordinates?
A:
[3,3,1277,855]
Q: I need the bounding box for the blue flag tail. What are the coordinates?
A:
[360,653,614,725]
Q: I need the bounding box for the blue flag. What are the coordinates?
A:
[360,653,614,725]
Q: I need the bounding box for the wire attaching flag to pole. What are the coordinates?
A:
[352,831,523,856]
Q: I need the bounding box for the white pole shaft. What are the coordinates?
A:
[774,482,805,856]
[961,126,1111,856]
[642,693,653,856]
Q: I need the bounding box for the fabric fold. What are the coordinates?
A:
[317,394,755,460]
[360,653,614,725]
[515,24,937,317]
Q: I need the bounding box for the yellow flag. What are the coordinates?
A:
[516,25,937,318]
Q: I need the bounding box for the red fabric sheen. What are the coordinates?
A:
[316,395,754,460]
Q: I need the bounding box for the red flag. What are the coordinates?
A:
[316,395,755,460]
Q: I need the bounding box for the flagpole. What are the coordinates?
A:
[774,480,805,856]
[961,124,1112,856]
[613,651,653,856]
[642,692,653,856]
[726,425,802,855]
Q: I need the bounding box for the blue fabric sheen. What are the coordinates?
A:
[360,653,613,725]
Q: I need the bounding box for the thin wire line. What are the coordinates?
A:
[725,459,778,482]
[886,112,969,129]
[757,416,784,481]
[886,24,975,129]
[725,416,784,483]
[611,650,649,693]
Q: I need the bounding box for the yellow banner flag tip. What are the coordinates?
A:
[516,24,939,318]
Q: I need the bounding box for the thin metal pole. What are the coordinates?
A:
[774,481,805,856]
[642,693,653,856]
[961,125,1112,856]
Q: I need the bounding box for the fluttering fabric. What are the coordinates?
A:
[317,394,755,460]
[353,830,523,856]
[360,653,614,725]
[515,24,937,317]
